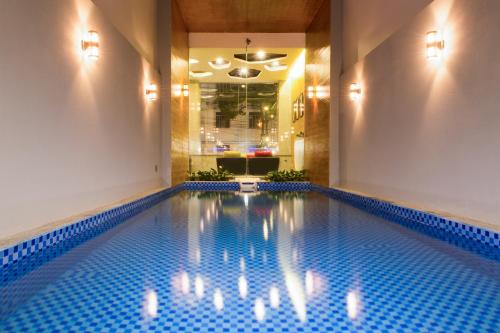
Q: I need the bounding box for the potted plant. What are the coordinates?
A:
[265,169,306,182]
[187,168,233,181]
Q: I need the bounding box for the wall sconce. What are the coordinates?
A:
[307,86,328,99]
[349,83,361,101]
[426,31,445,59]
[173,84,189,97]
[145,84,158,101]
[307,86,315,99]
[82,30,99,60]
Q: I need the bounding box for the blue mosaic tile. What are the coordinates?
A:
[311,184,500,259]
[257,182,311,192]
[184,181,240,191]
[1,191,498,332]
[1,184,185,271]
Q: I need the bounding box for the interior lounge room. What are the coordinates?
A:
[1,0,499,332]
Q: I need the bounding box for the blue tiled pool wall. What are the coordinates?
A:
[184,181,240,191]
[312,184,500,260]
[1,185,184,271]
[256,182,311,191]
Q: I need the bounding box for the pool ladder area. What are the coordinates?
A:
[239,181,258,192]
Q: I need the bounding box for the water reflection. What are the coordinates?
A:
[194,275,204,299]
[213,288,224,311]
[143,289,158,319]
[182,192,332,324]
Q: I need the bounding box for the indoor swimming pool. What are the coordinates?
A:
[1,191,499,332]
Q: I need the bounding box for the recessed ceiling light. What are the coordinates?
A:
[264,62,288,72]
[208,58,231,70]
[190,70,213,78]
[189,58,199,64]
[228,68,261,79]
[234,52,287,64]
[256,50,266,59]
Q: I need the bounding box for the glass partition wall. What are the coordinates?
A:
[188,47,305,175]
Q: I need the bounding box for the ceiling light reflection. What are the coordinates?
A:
[347,291,361,320]
[181,272,190,295]
[195,275,204,299]
[213,289,224,311]
[144,289,158,318]
[238,276,248,299]
[254,298,266,322]
[269,286,280,309]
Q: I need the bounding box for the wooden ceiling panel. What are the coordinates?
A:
[176,0,326,32]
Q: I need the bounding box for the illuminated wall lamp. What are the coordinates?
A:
[349,83,361,101]
[145,84,158,101]
[426,31,445,59]
[173,84,189,97]
[82,30,99,60]
[307,86,315,99]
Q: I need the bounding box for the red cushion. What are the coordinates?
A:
[254,151,273,157]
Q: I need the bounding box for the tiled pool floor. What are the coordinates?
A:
[1,191,499,332]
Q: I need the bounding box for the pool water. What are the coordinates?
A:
[1,191,499,332]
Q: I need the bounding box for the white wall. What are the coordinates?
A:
[0,0,162,239]
[92,0,158,68]
[342,0,433,69]
[340,0,500,227]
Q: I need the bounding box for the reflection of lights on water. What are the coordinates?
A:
[238,276,248,299]
[181,272,190,294]
[305,270,314,296]
[240,257,246,271]
[262,251,267,263]
[195,248,201,264]
[144,289,158,318]
[292,248,298,263]
[263,220,269,241]
[269,286,280,309]
[200,218,204,233]
[347,291,361,320]
[270,212,274,230]
[206,209,211,221]
[223,249,228,262]
[244,194,249,208]
[213,289,224,311]
[250,245,255,259]
[254,298,266,322]
[195,275,204,299]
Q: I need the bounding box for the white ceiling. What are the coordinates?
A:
[189,48,304,83]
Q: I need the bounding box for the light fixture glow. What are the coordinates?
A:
[183,84,189,97]
[349,83,362,101]
[307,86,315,99]
[208,57,231,70]
[256,50,266,59]
[145,84,158,101]
[82,30,99,60]
[264,61,288,72]
[426,31,445,59]
[240,67,249,76]
[189,58,199,64]
[190,70,213,78]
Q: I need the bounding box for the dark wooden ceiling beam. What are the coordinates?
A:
[175,0,326,33]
